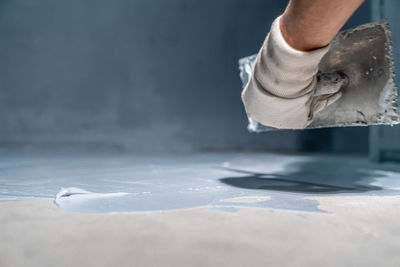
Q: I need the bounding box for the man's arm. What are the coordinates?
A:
[280,0,365,51]
[241,0,364,129]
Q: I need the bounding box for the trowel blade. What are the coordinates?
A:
[239,20,399,132]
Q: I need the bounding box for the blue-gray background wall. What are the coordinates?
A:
[0,0,372,153]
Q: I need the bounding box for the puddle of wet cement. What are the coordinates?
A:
[2,153,400,214]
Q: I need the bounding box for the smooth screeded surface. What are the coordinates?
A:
[1,195,400,267]
[1,152,400,266]
[1,152,400,213]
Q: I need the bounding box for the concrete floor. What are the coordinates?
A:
[1,152,400,266]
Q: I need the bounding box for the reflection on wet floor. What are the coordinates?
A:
[220,163,382,194]
[1,152,400,213]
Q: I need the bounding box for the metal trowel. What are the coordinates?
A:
[239,20,399,132]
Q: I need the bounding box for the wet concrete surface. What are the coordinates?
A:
[1,152,400,213]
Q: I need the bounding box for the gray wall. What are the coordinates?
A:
[0,0,372,153]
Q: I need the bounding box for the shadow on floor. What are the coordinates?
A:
[219,159,385,194]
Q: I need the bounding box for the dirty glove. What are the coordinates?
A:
[241,16,344,129]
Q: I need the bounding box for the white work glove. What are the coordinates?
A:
[241,16,344,129]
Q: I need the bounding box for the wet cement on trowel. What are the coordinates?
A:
[1,153,400,214]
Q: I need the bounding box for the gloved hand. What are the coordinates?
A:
[241,16,345,129]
